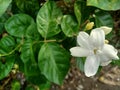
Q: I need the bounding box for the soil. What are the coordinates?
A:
[51,65,120,90]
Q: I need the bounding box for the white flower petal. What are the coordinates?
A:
[70,47,90,57]
[89,28,105,49]
[84,55,100,77]
[100,60,112,66]
[77,32,90,49]
[102,44,119,60]
[100,26,112,35]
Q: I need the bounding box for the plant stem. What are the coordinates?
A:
[0,44,22,57]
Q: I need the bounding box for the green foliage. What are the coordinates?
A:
[11,80,21,90]
[94,10,113,28]
[0,0,12,17]
[36,1,62,38]
[74,1,81,25]
[5,14,35,38]
[0,0,119,89]
[61,15,79,37]
[87,0,120,10]
[38,43,70,85]
[0,55,15,79]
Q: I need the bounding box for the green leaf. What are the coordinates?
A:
[14,0,40,18]
[74,2,81,25]
[40,81,51,90]
[0,35,15,54]
[24,61,46,85]
[20,40,36,63]
[0,55,15,79]
[95,10,113,28]
[25,23,40,40]
[36,1,62,38]
[0,0,12,17]
[61,15,79,37]
[11,80,21,90]
[20,40,46,85]
[0,13,10,34]
[0,36,15,47]
[38,43,70,85]
[87,0,120,11]
[76,57,85,72]
[5,14,35,38]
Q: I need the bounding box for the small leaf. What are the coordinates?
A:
[76,57,85,72]
[0,0,12,17]
[87,0,120,10]
[95,10,113,28]
[20,40,35,63]
[61,15,79,37]
[5,14,35,38]
[0,55,15,79]
[38,43,70,85]
[0,35,15,54]
[74,2,81,25]
[25,23,40,40]
[36,1,62,38]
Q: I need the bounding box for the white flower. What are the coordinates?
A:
[70,28,119,77]
[100,26,112,35]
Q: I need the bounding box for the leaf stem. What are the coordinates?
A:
[0,44,22,57]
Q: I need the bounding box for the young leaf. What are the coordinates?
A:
[20,40,36,63]
[0,35,15,54]
[87,0,120,11]
[5,14,35,38]
[38,43,70,85]
[0,55,15,79]
[95,10,113,28]
[36,1,62,38]
[61,15,79,37]
[25,23,40,40]
[0,0,12,17]
[74,1,81,25]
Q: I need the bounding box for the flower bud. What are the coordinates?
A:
[14,64,19,69]
[104,39,109,44]
[85,22,94,30]
[100,26,112,35]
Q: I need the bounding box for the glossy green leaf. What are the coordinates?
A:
[0,35,15,54]
[21,40,46,85]
[61,15,79,37]
[38,43,70,85]
[20,40,36,63]
[5,14,35,38]
[0,13,10,34]
[24,61,46,85]
[87,0,120,10]
[36,1,62,38]
[0,0,12,17]
[25,23,40,40]
[0,55,15,79]
[0,36,15,47]
[74,2,81,25]
[95,10,113,28]
[14,0,39,18]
